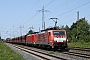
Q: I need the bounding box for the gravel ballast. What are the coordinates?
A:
[5,43,42,60]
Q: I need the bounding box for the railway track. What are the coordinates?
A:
[60,47,90,59]
[9,44,67,60]
[69,47,90,52]
[62,51,90,58]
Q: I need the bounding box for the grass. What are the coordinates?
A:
[68,42,90,48]
[47,51,54,54]
[0,41,25,60]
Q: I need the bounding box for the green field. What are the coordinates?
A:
[0,41,25,60]
[68,42,90,48]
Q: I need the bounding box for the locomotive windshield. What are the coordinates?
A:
[53,31,65,36]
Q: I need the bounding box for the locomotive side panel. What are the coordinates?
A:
[48,31,54,48]
[36,32,49,45]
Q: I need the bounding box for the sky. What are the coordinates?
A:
[0,0,90,39]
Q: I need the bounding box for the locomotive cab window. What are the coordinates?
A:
[53,31,65,36]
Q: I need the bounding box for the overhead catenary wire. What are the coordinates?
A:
[16,0,39,34]
[45,0,71,24]
[51,0,71,13]
[64,5,90,20]
[23,12,39,25]
[19,0,39,25]
[45,0,71,18]
[56,2,90,17]
[44,0,54,8]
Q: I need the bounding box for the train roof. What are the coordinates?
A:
[41,27,66,32]
[39,30,66,34]
[41,29,66,32]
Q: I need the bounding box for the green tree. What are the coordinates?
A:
[54,26,60,30]
[6,38,10,40]
[59,25,65,30]
[26,30,34,35]
[69,18,90,42]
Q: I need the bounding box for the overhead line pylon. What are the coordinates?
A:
[38,6,50,30]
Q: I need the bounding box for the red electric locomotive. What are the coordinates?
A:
[36,30,68,50]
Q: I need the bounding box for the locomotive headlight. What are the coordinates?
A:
[67,39,68,42]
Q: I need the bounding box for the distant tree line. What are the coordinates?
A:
[27,17,90,42]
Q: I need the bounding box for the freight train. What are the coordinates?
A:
[6,30,68,50]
